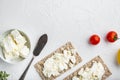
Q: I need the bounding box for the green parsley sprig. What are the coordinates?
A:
[0,71,9,80]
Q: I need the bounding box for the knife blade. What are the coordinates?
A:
[33,34,48,56]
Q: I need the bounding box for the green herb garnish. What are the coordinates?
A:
[0,71,9,80]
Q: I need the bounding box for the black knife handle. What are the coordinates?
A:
[19,56,35,80]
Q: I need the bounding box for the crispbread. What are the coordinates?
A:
[34,42,82,80]
[64,56,112,80]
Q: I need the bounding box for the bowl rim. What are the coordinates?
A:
[0,29,31,64]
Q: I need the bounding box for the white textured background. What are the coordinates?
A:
[0,0,120,80]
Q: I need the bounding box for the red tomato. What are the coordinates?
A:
[89,34,100,45]
[106,31,118,42]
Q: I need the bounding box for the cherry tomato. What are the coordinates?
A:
[89,34,100,45]
[106,31,118,42]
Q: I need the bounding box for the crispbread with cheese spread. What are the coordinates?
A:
[34,42,82,80]
[64,56,112,80]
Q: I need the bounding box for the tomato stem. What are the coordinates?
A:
[113,35,118,41]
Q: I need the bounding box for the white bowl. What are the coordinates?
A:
[0,29,31,64]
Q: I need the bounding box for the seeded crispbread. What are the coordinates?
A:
[34,42,82,80]
[64,56,112,80]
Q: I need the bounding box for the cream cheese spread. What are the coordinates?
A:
[72,61,105,80]
[43,49,77,77]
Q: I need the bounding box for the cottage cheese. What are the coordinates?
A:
[2,35,18,53]
[72,61,105,80]
[1,30,29,60]
[43,49,77,77]
[11,30,26,49]
[20,46,30,58]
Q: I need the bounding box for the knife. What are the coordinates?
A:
[19,34,48,80]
